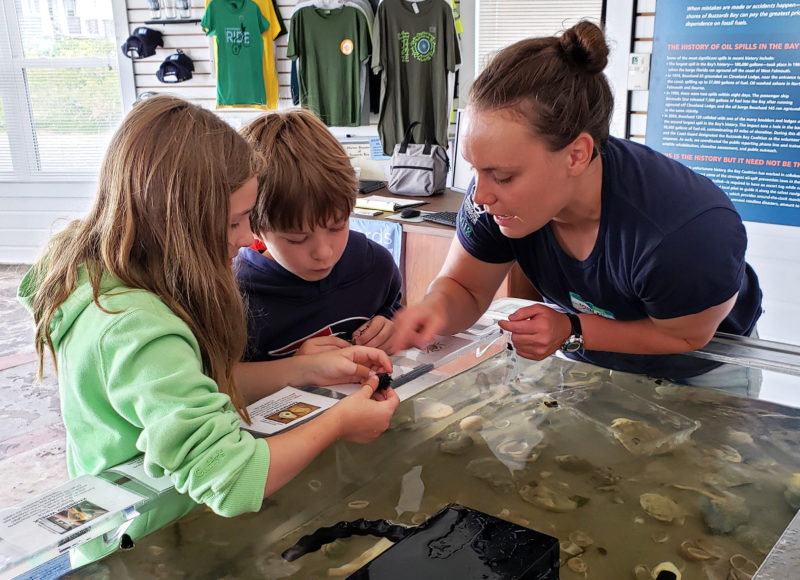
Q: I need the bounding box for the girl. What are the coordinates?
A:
[18,95,399,563]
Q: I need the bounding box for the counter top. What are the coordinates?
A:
[356,187,465,237]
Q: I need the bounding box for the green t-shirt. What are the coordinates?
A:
[203,0,269,106]
[372,0,461,154]
[287,6,370,126]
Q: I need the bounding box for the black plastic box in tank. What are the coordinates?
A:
[348,504,559,579]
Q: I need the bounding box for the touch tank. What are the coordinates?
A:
[62,337,800,580]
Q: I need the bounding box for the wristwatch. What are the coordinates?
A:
[560,313,584,353]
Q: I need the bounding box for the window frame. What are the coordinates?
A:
[0,0,135,182]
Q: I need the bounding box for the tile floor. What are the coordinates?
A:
[0,264,68,511]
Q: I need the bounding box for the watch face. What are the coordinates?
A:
[562,336,583,353]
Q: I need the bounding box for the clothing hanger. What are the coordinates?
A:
[314,0,344,9]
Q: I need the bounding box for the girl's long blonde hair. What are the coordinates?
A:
[31,95,263,420]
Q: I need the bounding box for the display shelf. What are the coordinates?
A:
[144,19,201,24]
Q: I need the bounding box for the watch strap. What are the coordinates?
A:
[565,312,581,338]
[561,312,583,353]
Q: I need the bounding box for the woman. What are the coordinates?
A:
[18,94,399,564]
[392,21,762,393]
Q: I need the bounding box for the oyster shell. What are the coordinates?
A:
[466,457,515,494]
[783,473,800,510]
[520,483,579,512]
[439,431,474,455]
[609,418,671,455]
[700,491,749,534]
[639,493,685,524]
[554,455,593,473]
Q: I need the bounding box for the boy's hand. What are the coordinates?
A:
[332,374,400,443]
[295,335,351,356]
[352,316,394,353]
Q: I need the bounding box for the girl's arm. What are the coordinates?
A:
[262,375,400,496]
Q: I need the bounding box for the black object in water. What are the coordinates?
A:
[282,503,559,579]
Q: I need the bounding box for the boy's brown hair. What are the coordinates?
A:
[240,109,357,234]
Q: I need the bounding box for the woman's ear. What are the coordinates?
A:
[565,133,595,175]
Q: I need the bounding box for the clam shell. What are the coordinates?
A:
[679,539,714,561]
[459,415,489,431]
[652,561,681,579]
[415,398,454,420]
[566,556,587,573]
[569,530,594,548]
[729,554,757,580]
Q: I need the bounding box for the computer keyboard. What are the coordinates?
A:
[358,179,385,194]
[422,211,458,227]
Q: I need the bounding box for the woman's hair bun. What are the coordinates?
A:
[559,20,608,74]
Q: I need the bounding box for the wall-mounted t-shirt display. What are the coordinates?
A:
[202,0,270,107]
[287,5,370,126]
[206,0,284,109]
[372,0,461,155]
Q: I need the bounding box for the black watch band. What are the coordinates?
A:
[561,313,584,353]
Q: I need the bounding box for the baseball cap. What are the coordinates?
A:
[156,50,195,83]
[121,27,164,59]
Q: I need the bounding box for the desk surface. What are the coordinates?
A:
[357,187,465,237]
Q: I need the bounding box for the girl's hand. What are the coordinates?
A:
[331,374,400,443]
[295,335,351,356]
[391,304,447,353]
[352,316,394,353]
[301,345,392,386]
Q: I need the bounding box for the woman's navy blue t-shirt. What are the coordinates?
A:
[456,136,762,380]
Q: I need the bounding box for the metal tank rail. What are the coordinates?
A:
[690,331,800,376]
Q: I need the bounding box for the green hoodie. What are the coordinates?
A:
[18,265,269,564]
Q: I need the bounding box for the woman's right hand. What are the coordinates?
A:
[391,303,447,353]
[331,374,400,443]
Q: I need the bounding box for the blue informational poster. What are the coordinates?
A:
[348,217,402,266]
[646,1,800,226]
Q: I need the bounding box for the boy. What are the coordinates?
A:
[235,109,402,361]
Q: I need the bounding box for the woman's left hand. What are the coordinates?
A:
[497,304,573,360]
[352,316,394,353]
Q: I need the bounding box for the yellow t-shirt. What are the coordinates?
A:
[205,0,282,109]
